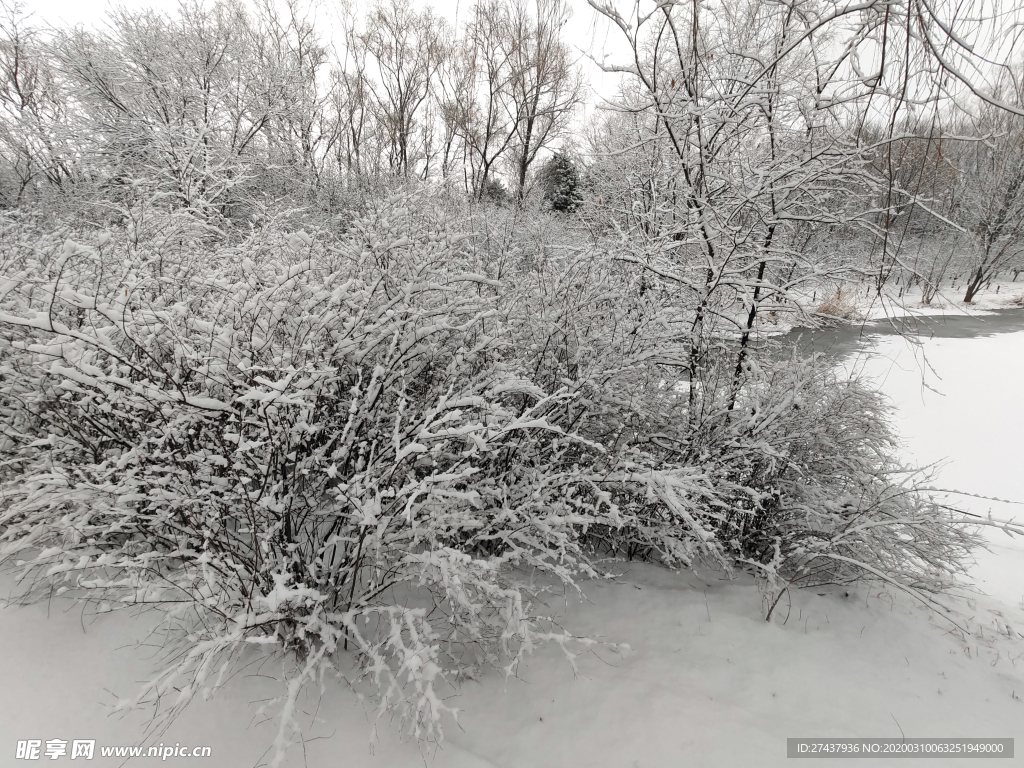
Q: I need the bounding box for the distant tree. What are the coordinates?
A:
[53,1,316,215]
[362,0,446,178]
[538,150,580,212]
[0,2,73,203]
[461,0,517,200]
[505,0,584,204]
[954,84,1024,303]
[482,175,509,203]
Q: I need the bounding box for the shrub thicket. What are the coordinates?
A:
[0,195,979,761]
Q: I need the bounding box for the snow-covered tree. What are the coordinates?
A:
[538,150,582,212]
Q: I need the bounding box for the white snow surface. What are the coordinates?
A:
[851,331,1024,610]
[3,331,1023,767]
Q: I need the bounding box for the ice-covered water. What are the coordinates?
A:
[803,312,1024,610]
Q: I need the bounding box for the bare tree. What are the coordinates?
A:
[587,0,882,417]
[362,0,445,178]
[247,0,337,192]
[954,85,1024,302]
[505,0,584,203]
[434,32,475,185]
[461,0,519,199]
[54,1,284,214]
[0,1,72,203]
[332,3,374,180]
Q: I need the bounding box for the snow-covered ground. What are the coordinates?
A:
[852,331,1024,608]
[860,279,1024,321]
[749,278,1024,340]
[2,328,1023,767]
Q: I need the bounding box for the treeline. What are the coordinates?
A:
[579,2,1024,307]
[0,0,583,212]
[2,0,1022,304]
[864,104,1024,302]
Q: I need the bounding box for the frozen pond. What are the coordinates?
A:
[782,307,1024,359]
[789,310,1024,610]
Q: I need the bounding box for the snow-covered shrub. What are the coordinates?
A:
[695,353,980,617]
[518,254,982,616]
[0,198,724,760]
[0,192,988,760]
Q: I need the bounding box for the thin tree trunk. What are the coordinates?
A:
[964,267,985,303]
[730,257,769,411]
